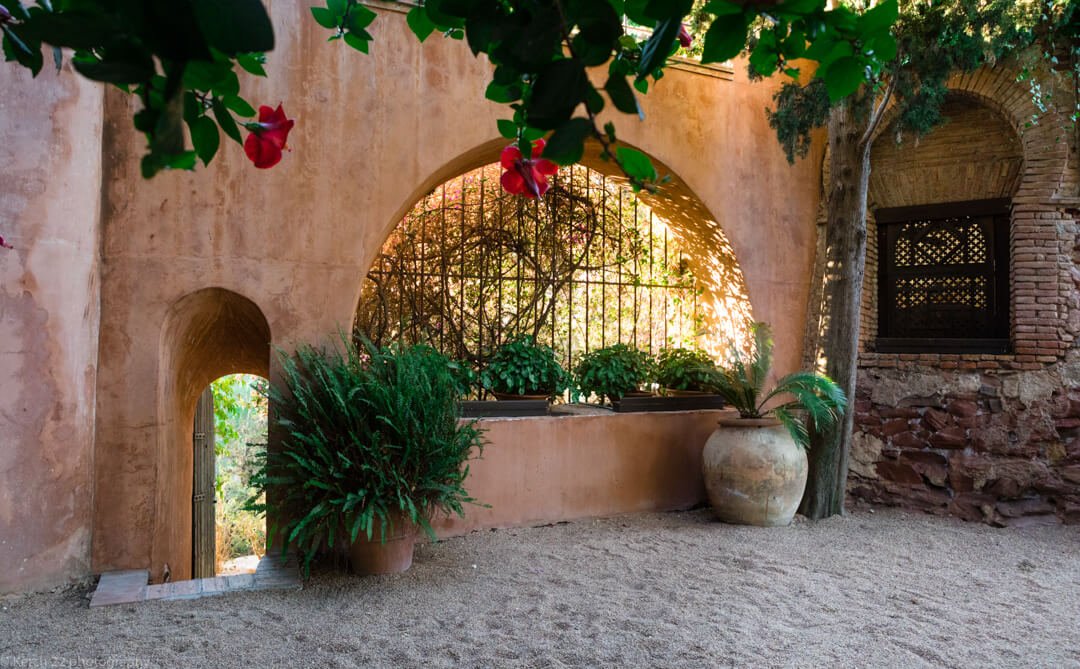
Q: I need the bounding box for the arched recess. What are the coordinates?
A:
[861,93,1024,351]
[804,66,1065,366]
[153,288,271,582]
[352,138,757,358]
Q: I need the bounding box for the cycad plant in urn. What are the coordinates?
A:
[248,337,484,576]
[702,322,846,527]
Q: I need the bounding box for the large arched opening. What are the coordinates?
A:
[354,140,756,368]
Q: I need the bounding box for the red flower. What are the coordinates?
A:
[677,24,693,49]
[244,104,295,169]
[500,139,559,198]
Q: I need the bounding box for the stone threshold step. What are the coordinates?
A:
[90,556,300,607]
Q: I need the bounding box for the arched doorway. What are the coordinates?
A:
[154,288,272,583]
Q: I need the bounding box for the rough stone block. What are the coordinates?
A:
[996,497,1057,517]
[947,399,979,417]
[876,461,924,486]
[929,426,967,449]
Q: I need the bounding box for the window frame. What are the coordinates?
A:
[875,198,1011,355]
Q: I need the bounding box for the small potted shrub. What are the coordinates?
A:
[249,337,484,576]
[655,347,717,395]
[573,343,654,406]
[701,322,846,527]
[480,335,569,400]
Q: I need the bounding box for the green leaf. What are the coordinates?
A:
[542,118,592,165]
[347,4,378,32]
[406,6,436,42]
[604,74,641,118]
[3,26,44,76]
[327,0,347,17]
[213,98,243,144]
[236,52,267,77]
[223,95,256,117]
[857,0,898,37]
[701,0,742,15]
[344,32,369,53]
[636,15,680,80]
[485,81,521,103]
[192,0,275,55]
[616,146,657,182]
[822,55,864,102]
[497,119,517,139]
[701,13,749,64]
[72,51,154,85]
[188,115,220,166]
[866,33,897,63]
[311,7,338,29]
[528,59,589,129]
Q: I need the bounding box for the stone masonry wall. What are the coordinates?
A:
[850,354,1080,526]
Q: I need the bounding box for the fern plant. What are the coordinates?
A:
[247,336,484,575]
[706,322,846,449]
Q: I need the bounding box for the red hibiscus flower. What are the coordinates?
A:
[677,24,693,49]
[244,104,295,169]
[500,139,559,198]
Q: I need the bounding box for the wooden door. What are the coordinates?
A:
[192,387,216,578]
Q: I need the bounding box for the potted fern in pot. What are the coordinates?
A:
[702,322,846,527]
[249,337,484,576]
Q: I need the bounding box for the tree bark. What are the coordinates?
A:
[799,103,872,520]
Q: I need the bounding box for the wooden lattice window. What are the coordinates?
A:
[876,199,1010,354]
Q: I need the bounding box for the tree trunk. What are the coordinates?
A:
[799,103,872,520]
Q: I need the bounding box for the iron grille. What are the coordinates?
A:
[877,199,1010,352]
[354,163,703,370]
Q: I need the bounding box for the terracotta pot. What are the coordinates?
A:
[701,418,807,527]
[492,391,551,401]
[347,511,420,575]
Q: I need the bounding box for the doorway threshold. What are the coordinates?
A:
[89,554,300,607]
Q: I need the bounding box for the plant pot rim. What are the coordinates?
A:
[491,391,552,401]
[662,387,710,396]
[717,416,782,428]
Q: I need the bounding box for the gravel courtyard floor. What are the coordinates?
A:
[3,507,1079,668]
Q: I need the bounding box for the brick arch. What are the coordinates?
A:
[865,65,1073,202]
[856,65,1077,370]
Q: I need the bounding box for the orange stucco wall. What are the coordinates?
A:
[1,3,824,591]
[434,411,724,537]
[0,64,103,592]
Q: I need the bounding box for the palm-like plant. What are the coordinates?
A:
[706,322,846,449]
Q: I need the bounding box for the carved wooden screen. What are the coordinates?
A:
[877,199,1010,353]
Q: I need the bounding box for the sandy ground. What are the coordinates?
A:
[2,507,1079,668]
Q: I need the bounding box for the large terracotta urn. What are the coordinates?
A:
[702,418,808,527]
[348,511,420,575]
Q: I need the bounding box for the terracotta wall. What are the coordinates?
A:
[434,411,722,537]
[0,64,104,591]
[89,3,824,583]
